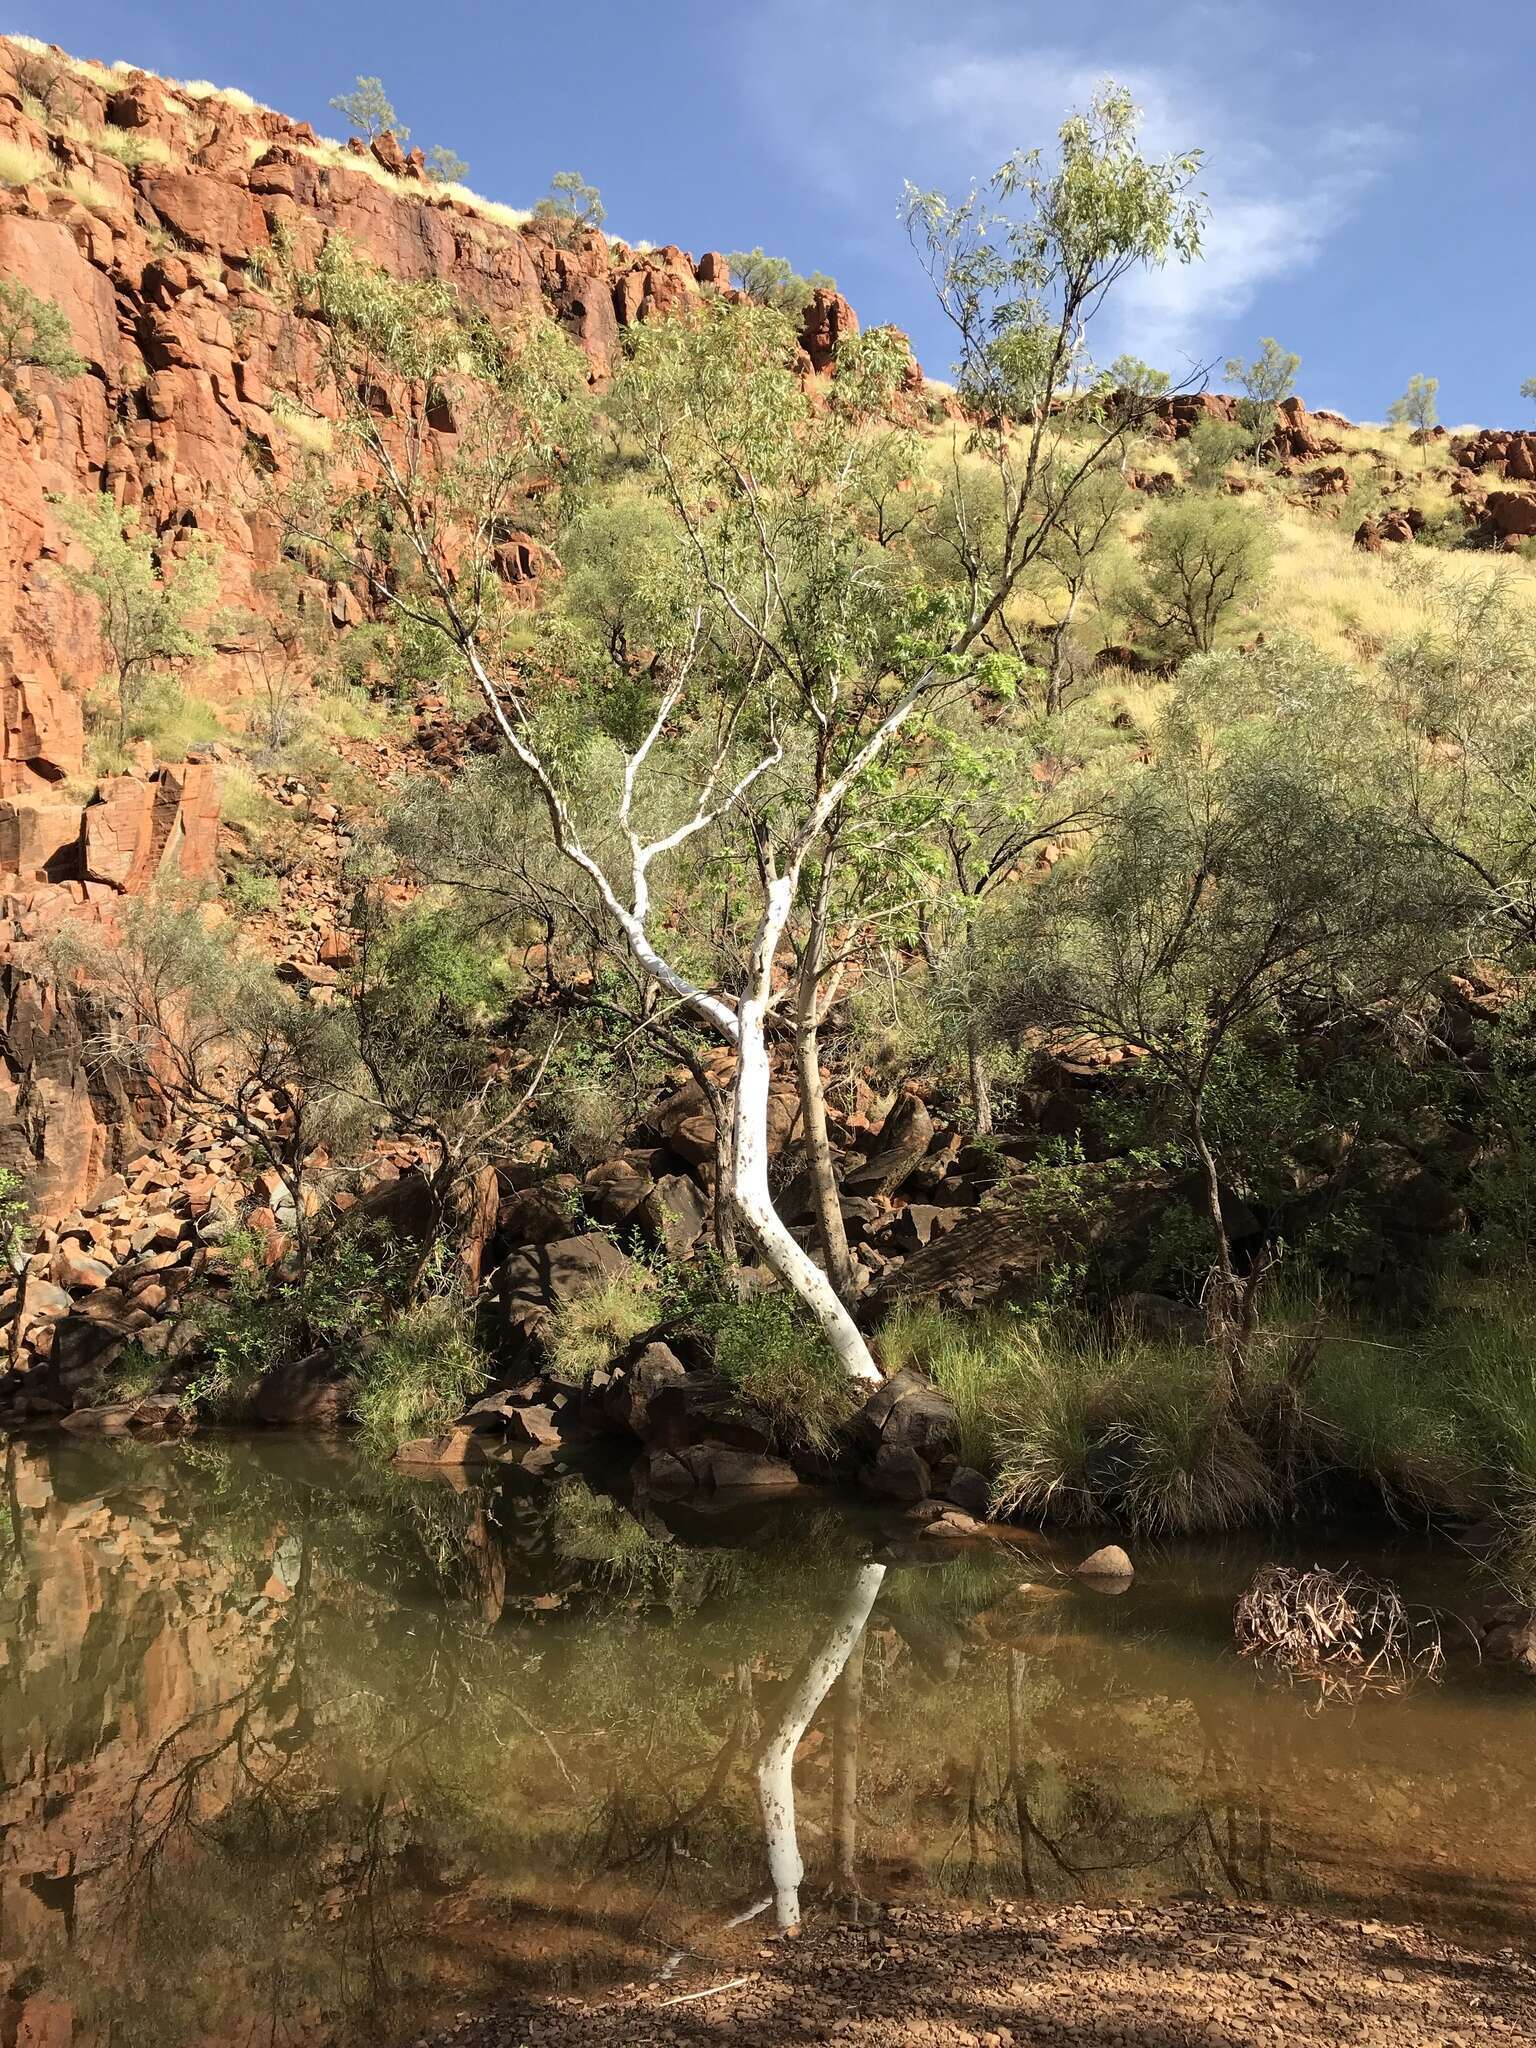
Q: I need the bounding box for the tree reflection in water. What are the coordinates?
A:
[0,1437,1532,2048]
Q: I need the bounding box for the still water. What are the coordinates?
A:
[0,1434,1531,2046]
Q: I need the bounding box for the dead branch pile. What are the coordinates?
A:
[1234,1563,1445,1701]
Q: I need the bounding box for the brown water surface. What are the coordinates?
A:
[0,1434,1531,2046]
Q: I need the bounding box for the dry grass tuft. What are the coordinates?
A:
[0,138,50,187]
[1234,1563,1445,1702]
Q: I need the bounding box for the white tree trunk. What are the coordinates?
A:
[757,1561,887,1932]
[732,876,881,1387]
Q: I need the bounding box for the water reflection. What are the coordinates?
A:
[0,1435,1532,2046]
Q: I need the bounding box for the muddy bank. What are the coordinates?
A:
[430,1899,1536,2047]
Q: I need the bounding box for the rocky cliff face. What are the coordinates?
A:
[0,36,870,1227]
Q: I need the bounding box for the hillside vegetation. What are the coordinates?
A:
[7,39,1536,1557]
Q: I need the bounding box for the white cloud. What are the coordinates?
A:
[736,3,1395,373]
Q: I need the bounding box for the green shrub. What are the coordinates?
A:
[224,867,280,915]
[353,1298,488,1457]
[697,1289,860,1453]
[879,1300,1036,1469]
[545,1266,657,1381]
[0,278,87,408]
[184,1229,388,1416]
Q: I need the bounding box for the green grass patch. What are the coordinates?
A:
[545,1266,658,1381]
[353,1298,489,1458]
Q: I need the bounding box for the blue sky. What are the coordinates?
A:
[8,0,1533,425]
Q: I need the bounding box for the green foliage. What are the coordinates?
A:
[0,1167,27,1278]
[545,1267,658,1381]
[52,496,220,748]
[328,76,406,142]
[694,1289,859,1452]
[353,1298,488,1456]
[1223,336,1299,460]
[0,278,86,411]
[726,246,835,318]
[1522,374,1536,416]
[185,1229,388,1415]
[224,866,280,915]
[1108,353,1170,399]
[424,143,470,186]
[903,82,1205,425]
[879,1301,1036,1468]
[1126,495,1273,654]
[1184,416,1250,491]
[1388,372,1439,437]
[533,169,604,240]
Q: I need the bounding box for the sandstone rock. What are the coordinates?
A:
[499,1177,581,1246]
[251,1352,354,1428]
[602,1339,688,1437]
[942,1464,992,1516]
[1483,491,1536,540]
[850,1364,958,1464]
[799,286,859,375]
[863,1441,931,1502]
[52,1242,111,1291]
[1480,1603,1536,1674]
[1077,1543,1135,1581]
[638,1171,708,1258]
[643,1442,800,1496]
[393,1423,492,1467]
[644,1372,777,1454]
[582,1157,653,1227]
[843,1092,935,1198]
[499,1232,642,1334]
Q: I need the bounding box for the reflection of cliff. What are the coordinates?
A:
[0,1441,300,2043]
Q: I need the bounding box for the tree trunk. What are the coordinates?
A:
[732,875,881,1386]
[1047,583,1079,717]
[793,892,853,1297]
[832,1628,866,1900]
[963,914,992,1136]
[757,1561,886,1932]
[965,1012,992,1137]
[1189,1097,1245,1405]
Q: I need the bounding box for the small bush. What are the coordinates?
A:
[353,1299,488,1457]
[185,1229,388,1416]
[545,1266,657,1381]
[699,1289,860,1453]
[224,867,280,915]
[87,127,174,170]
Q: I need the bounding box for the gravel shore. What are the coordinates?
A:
[426,1898,1536,2047]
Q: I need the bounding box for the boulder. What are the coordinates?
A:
[582,1158,653,1228]
[643,1442,800,1496]
[252,1353,354,1429]
[638,1172,708,1258]
[862,1441,931,1503]
[644,1372,777,1454]
[941,1464,992,1516]
[1077,1543,1135,1581]
[499,1233,640,1335]
[842,1092,935,1198]
[1483,491,1536,541]
[393,1423,493,1467]
[849,1364,959,1465]
[499,1176,581,1246]
[602,1339,688,1437]
[1480,1603,1536,1674]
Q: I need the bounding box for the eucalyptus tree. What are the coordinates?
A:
[286,82,1207,1386]
[1388,373,1440,473]
[1380,566,1536,953]
[995,650,1455,1395]
[1224,337,1299,465]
